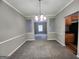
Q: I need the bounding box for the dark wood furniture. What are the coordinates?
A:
[65,12,79,55]
[65,33,77,54]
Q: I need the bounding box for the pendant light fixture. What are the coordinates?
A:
[35,0,46,21]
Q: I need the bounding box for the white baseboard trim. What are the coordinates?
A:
[3,38,65,56]
[8,40,27,56]
[8,39,35,56]
[47,38,56,40]
[56,40,65,46]
[27,39,56,40]
[27,39,35,41]
[77,55,79,58]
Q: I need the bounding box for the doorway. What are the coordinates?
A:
[34,21,47,40]
[65,11,79,55]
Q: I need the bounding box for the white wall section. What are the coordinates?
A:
[0,0,27,56]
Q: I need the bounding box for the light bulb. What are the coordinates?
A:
[44,17,46,20]
[40,15,44,21]
[35,16,38,21]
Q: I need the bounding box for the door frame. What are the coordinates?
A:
[33,19,48,40]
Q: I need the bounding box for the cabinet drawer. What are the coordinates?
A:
[65,33,74,43]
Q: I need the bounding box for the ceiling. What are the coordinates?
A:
[4,0,73,18]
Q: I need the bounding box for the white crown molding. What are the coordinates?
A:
[24,15,56,19]
[2,0,54,18]
[55,0,74,16]
[2,0,74,18]
[25,0,74,17]
[25,15,55,17]
[2,0,26,17]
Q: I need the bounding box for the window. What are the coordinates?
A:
[38,25,43,32]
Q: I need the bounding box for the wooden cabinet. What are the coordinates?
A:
[65,33,77,54]
[65,16,79,25]
[65,33,74,44]
[65,16,72,25]
[72,16,79,21]
[65,11,79,55]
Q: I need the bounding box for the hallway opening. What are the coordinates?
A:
[34,20,47,40]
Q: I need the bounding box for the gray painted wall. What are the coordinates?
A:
[48,19,56,40]
[25,20,32,33]
[48,18,55,32]
[0,0,27,56]
[55,0,79,56]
